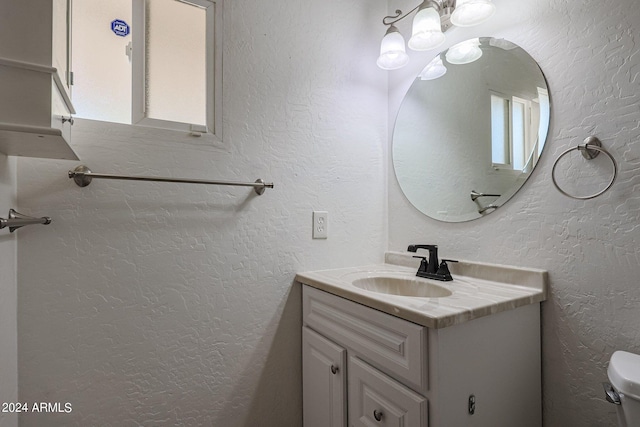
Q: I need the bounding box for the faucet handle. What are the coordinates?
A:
[408,245,440,274]
[412,256,428,273]
[436,259,458,281]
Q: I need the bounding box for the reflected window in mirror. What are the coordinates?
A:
[490,93,536,172]
[490,93,510,168]
[72,0,222,139]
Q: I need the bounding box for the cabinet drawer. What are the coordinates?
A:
[349,356,427,427]
[303,285,427,394]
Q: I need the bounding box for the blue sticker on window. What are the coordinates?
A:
[111,19,130,37]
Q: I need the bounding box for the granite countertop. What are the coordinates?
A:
[295,251,548,329]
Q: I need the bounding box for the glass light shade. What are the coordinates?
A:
[450,0,496,27]
[408,7,445,51]
[377,29,409,70]
[419,56,447,80]
[445,38,482,64]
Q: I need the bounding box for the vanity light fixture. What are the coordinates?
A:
[377,0,495,70]
[377,25,410,70]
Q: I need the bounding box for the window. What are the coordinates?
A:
[72,0,222,140]
[490,91,539,172]
[490,94,510,167]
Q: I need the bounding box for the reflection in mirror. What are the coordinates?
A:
[72,0,218,136]
[393,38,550,222]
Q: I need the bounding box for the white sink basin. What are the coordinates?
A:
[351,276,453,298]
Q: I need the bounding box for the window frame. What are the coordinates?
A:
[489,90,534,173]
[490,91,511,170]
[131,0,222,141]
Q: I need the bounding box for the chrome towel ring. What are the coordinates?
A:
[551,136,617,200]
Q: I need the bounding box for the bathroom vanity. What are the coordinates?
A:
[296,252,548,427]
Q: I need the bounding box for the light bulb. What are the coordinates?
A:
[450,0,496,27]
[419,56,447,80]
[445,38,482,65]
[408,6,445,51]
[377,26,410,70]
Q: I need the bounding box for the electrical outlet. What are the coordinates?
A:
[312,211,328,239]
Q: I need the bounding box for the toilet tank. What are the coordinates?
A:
[608,351,640,427]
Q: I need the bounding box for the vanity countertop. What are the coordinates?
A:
[295,252,548,329]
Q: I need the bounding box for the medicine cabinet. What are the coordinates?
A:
[0,0,79,160]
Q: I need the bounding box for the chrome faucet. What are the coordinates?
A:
[407,244,457,281]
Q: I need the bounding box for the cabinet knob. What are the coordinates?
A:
[373,409,383,422]
[330,364,339,375]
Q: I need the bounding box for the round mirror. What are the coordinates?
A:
[393,38,550,222]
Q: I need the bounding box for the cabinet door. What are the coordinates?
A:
[303,327,347,427]
[303,285,428,394]
[349,356,427,427]
[52,0,72,98]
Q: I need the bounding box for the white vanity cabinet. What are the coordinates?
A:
[302,285,542,427]
[0,0,79,160]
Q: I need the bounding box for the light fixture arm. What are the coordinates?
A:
[382,1,455,29]
[382,7,419,27]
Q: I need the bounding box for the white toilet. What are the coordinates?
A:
[605,351,640,426]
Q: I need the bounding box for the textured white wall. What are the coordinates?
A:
[16,0,387,425]
[388,0,640,426]
[0,155,17,427]
[14,0,638,425]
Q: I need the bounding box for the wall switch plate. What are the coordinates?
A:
[312,211,328,239]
